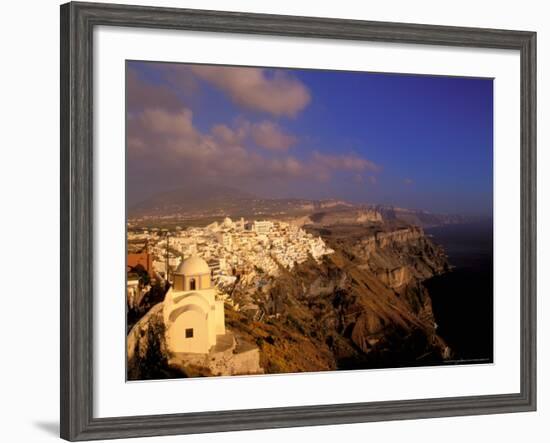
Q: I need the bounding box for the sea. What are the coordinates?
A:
[424,220,494,364]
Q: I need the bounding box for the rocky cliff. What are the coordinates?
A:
[309,208,383,225]
[350,226,449,287]
[225,223,451,373]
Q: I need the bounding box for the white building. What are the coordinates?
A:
[163,256,226,354]
[236,217,245,231]
[216,232,233,250]
[206,221,219,232]
[127,278,140,309]
[222,217,234,229]
[253,220,273,235]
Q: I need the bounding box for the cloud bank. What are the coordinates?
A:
[126,64,380,198]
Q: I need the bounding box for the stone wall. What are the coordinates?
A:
[168,331,263,377]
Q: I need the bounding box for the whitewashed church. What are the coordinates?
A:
[163,256,226,354]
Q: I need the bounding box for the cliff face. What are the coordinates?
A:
[127,303,186,380]
[309,208,383,225]
[352,226,449,287]
[227,224,451,373]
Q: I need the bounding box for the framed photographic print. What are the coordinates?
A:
[60,1,536,441]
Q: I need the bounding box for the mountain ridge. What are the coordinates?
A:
[129,184,479,228]
[129,184,353,218]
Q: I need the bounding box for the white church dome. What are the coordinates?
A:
[175,256,210,276]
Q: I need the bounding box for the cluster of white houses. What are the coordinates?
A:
[128,217,333,285]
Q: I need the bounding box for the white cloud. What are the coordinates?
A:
[190,65,311,117]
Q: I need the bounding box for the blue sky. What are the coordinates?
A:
[127,61,493,216]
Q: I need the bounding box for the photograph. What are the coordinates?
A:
[125,61,494,380]
[0,0,543,441]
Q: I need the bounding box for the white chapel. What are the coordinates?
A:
[163,256,226,354]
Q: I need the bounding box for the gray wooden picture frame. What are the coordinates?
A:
[60,1,537,441]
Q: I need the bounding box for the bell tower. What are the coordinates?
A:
[172,255,211,292]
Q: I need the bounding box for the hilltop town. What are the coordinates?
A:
[127,217,334,311]
[127,216,341,378]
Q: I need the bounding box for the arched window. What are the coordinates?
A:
[189,277,196,290]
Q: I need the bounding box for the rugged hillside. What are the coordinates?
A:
[308,207,383,225]
[129,184,256,217]
[334,225,450,286]
[128,222,452,379]
[127,304,185,380]
[230,224,451,373]
[306,205,474,229]
[129,184,353,218]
